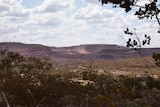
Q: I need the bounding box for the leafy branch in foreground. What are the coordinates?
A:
[124,28,151,49]
[99,0,160,24]
[153,53,160,67]
[99,0,160,71]
[99,0,159,46]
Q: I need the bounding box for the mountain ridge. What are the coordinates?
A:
[0,42,160,64]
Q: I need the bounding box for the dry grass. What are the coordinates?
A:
[84,56,160,75]
[50,56,160,77]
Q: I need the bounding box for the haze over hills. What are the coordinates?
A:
[0,42,160,64]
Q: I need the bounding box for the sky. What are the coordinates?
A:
[0,0,160,47]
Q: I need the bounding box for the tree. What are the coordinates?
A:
[0,49,53,106]
[152,53,160,67]
[99,0,160,69]
[99,0,160,48]
[99,0,160,22]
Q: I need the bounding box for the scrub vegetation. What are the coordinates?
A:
[0,50,160,107]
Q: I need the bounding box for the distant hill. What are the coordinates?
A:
[0,42,160,64]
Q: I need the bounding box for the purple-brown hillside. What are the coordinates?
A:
[0,42,160,64]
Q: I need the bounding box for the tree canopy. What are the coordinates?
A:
[99,0,160,48]
[100,0,160,22]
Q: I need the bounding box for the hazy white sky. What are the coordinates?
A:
[0,0,160,47]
